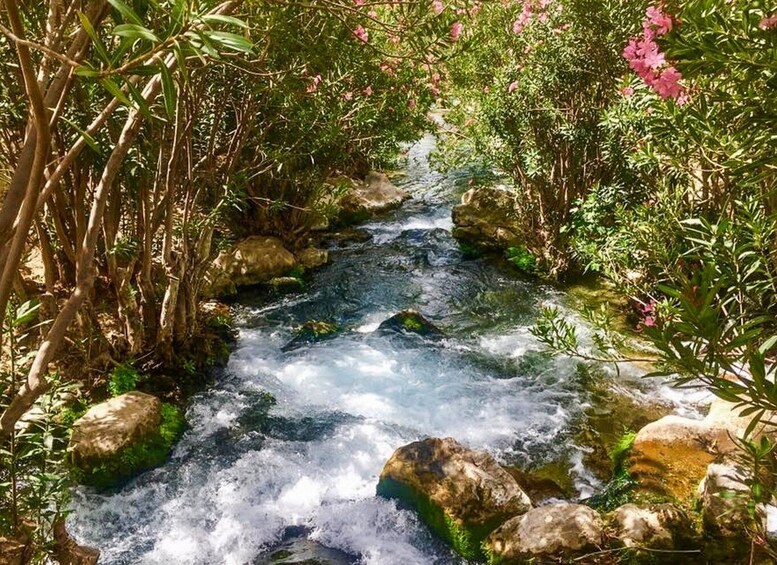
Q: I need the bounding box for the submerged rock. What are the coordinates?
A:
[338,172,411,224]
[451,187,522,250]
[253,526,355,565]
[484,503,603,564]
[207,236,297,297]
[377,310,443,337]
[377,437,531,560]
[282,321,340,352]
[68,392,184,488]
[609,503,698,552]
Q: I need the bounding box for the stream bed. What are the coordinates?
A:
[68,135,702,565]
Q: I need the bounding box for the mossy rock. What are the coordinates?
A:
[377,477,498,561]
[376,438,531,561]
[70,401,185,489]
[282,321,340,352]
[377,310,443,338]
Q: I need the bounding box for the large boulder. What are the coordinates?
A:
[377,437,531,560]
[68,392,184,487]
[628,400,773,503]
[609,503,698,551]
[627,415,735,502]
[452,187,522,250]
[282,321,340,352]
[338,172,410,224]
[485,503,604,564]
[207,236,297,297]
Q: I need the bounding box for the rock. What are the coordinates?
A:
[207,236,297,297]
[282,321,340,352]
[296,247,328,270]
[0,537,27,565]
[377,310,443,337]
[627,415,734,502]
[377,437,531,560]
[485,503,603,564]
[53,519,100,565]
[268,277,305,293]
[451,187,522,250]
[609,503,698,551]
[700,461,764,538]
[254,526,355,565]
[339,172,411,224]
[68,393,184,487]
[69,391,162,471]
[503,466,570,504]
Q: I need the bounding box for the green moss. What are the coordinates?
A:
[401,316,424,332]
[505,246,536,273]
[73,403,186,489]
[610,430,637,472]
[377,477,497,561]
[108,364,139,397]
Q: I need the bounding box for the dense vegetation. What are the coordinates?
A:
[1,0,776,561]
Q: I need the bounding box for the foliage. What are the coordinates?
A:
[0,301,72,562]
[108,364,139,397]
[440,0,649,276]
[505,246,536,273]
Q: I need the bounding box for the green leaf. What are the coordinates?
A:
[99,77,133,107]
[159,63,176,118]
[107,0,144,25]
[113,23,161,43]
[61,117,102,154]
[13,300,40,327]
[78,12,111,64]
[200,14,249,29]
[202,30,254,53]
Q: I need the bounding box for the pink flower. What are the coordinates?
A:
[408,99,417,109]
[363,85,373,96]
[432,0,444,15]
[621,86,634,97]
[306,74,322,93]
[355,0,365,4]
[760,15,777,30]
[450,21,463,41]
[508,80,519,93]
[645,6,672,36]
[353,25,369,43]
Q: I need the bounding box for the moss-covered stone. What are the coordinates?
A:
[71,402,185,489]
[377,476,497,561]
[377,310,443,337]
[282,321,340,352]
[376,438,531,561]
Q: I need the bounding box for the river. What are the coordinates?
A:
[68,134,699,565]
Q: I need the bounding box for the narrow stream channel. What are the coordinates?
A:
[68,135,698,564]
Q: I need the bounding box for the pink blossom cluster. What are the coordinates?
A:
[511,0,559,34]
[760,14,777,30]
[623,5,686,103]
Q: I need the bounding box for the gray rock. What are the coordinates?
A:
[451,187,522,250]
[338,172,410,224]
[609,503,698,550]
[296,247,328,270]
[207,236,297,297]
[485,503,604,563]
[700,461,764,537]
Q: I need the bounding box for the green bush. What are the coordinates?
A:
[108,364,139,397]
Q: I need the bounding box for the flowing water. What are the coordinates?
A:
[69,135,701,565]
